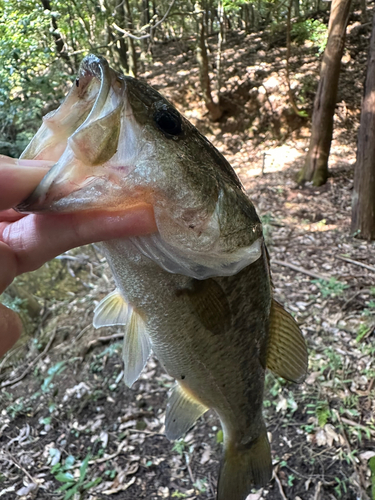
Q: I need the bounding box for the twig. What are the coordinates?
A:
[74,324,92,343]
[342,288,371,309]
[112,0,176,40]
[336,255,375,273]
[186,461,195,485]
[1,328,57,388]
[313,481,322,500]
[89,440,128,464]
[340,417,375,437]
[0,451,37,484]
[336,413,369,499]
[0,344,23,374]
[83,333,124,355]
[273,470,288,500]
[272,260,329,281]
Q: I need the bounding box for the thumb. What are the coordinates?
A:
[0,303,22,357]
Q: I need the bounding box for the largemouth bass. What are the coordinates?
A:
[17,55,307,500]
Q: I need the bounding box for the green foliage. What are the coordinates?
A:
[42,360,67,392]
[316,403,331,427]
[291,19,328,53]
[172,439,188,456]
[194,477,208,493]
[0,1,69,156]
[53,453,101,499]
[312,278,348,299]
[334,476,348,498]
[6,397,32,419]
[369,456,375,500]
[0,292,27,314]
[356,323,372,343]
[216,429,224,444]
[172,492,188,499]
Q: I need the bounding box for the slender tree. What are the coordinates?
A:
[196,2,222,121]
[298,0,351,186]
[351,10,375,240]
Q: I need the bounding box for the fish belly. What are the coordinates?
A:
[101,237,269,439]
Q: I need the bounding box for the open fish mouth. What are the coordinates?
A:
[16,55,128,214]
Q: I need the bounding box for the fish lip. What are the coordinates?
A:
[16,55,120,214]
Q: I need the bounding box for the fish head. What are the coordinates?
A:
[17,54,263,278]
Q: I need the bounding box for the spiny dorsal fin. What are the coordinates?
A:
[93,289,129,328]
[123,308,151,388]
[266,299,308,383]
[181,279,231,336]
[165,383,208,440]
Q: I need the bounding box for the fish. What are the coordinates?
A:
[17,54,308,500]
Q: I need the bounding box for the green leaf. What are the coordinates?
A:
[64,484,79,500]
[216,429,223,444]
[65,455,75,469]
[83,477,102,489]
[55,471,75,483]
[57,482,74,492]
[78,454,91,482]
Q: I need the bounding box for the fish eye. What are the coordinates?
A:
[154,109,182,137]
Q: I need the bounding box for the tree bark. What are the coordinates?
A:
[298,0,351,186]
[351,10,375,240]
[294,0,300,18]
[124,0,138,77]
[196,8,222,121]
[286,0,304,116]
[110,1,129,73]
[141,0,151,55]
[40,0,71,66]
[216,0,225,95]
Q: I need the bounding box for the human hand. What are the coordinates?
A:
[0,155,157,356]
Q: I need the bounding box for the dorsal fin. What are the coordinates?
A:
[266,299,308,383]
[93,289,129,328]
[165,384,208,440]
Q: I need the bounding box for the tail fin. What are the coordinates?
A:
[217,430,272,500]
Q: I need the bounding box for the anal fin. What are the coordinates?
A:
[266,299,308,383]
[165,384,208,440]
[123,308,151,388]
[93,289,129,328]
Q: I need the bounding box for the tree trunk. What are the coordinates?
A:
[216,0,225,95]
[294,0,300,18]
[360,0,368,23]
[141,0,151,56]
[298,0,351,186]
[124,0,138,77]
[196,11,223,121]
[351,10,375,240]
[111,2,129,73]
[40,0,72,68]
[286,0,304,116]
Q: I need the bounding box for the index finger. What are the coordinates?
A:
[0,156,52,211]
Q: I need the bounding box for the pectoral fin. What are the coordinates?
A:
[165,384,208,440]
[180,279,231,335]
[93,289,129,328]
[266,299,308,383]
[123,308,151,388]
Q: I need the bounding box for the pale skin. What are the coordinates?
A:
[0,155,157,357]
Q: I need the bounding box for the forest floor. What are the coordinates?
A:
[1,11,375,500]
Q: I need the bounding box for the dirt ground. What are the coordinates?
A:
[0,13,374,500]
